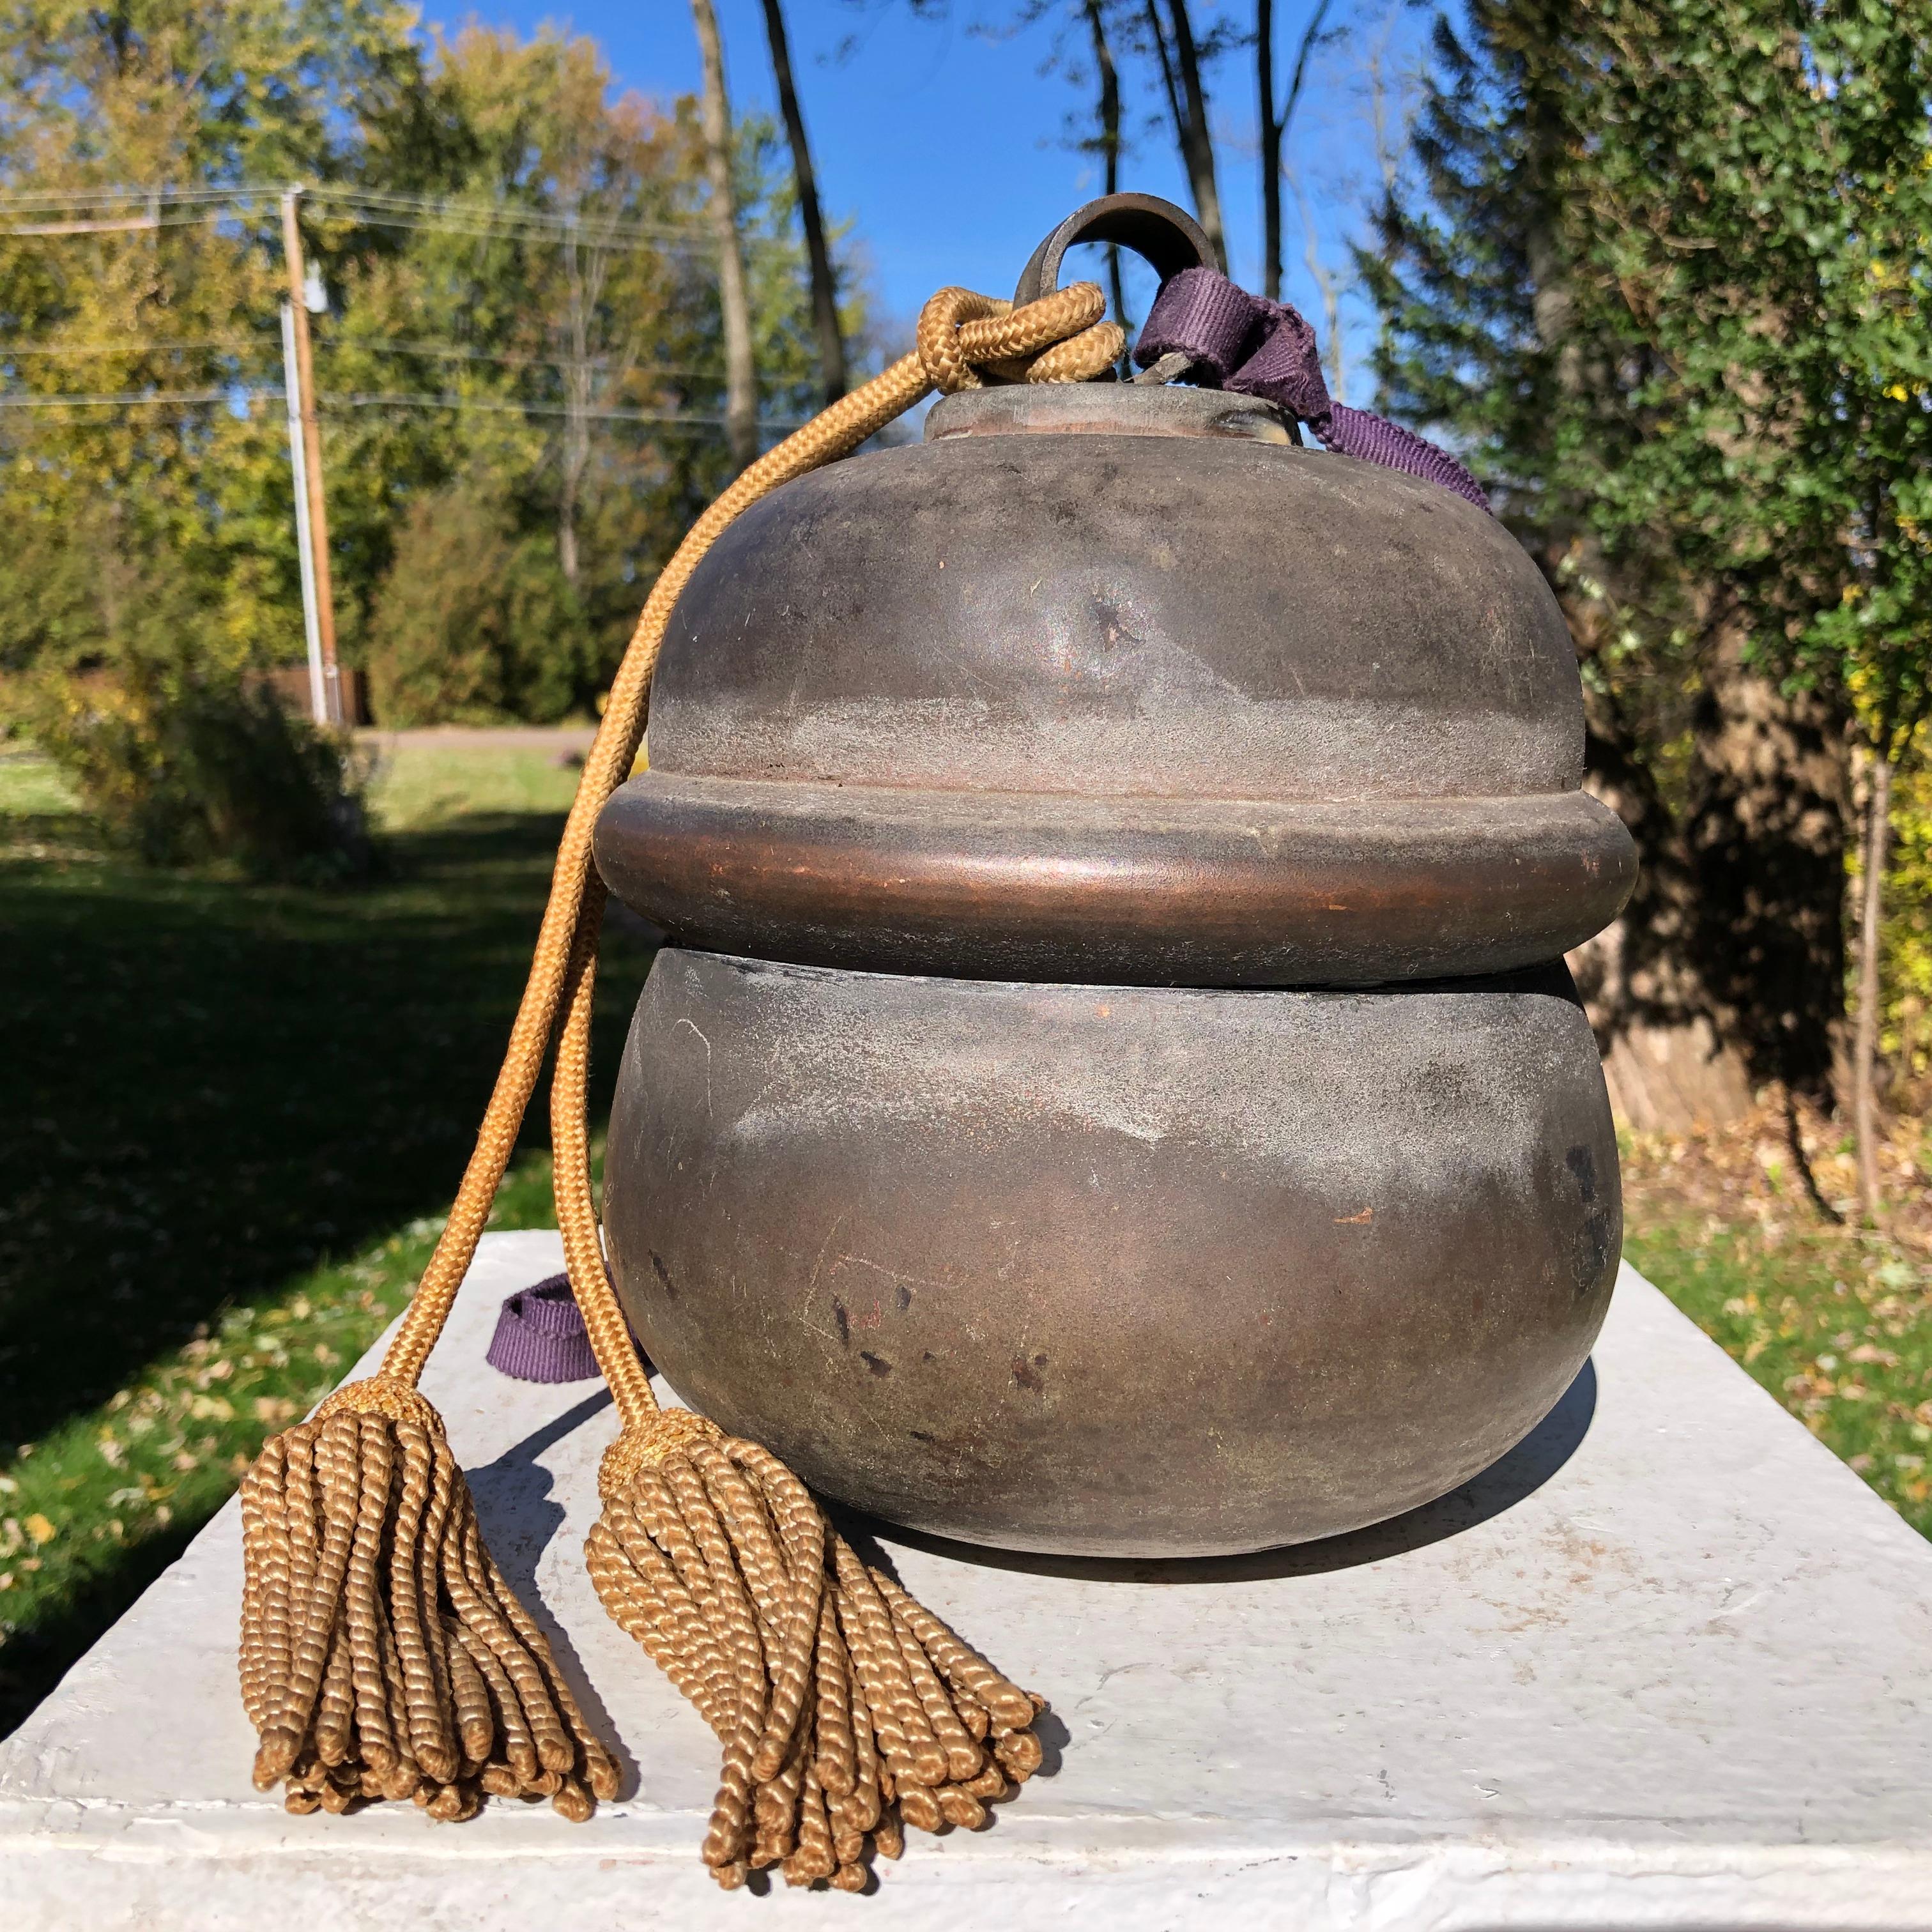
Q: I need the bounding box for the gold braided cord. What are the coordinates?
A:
[379,277,1114,1395]
[551,286,1096,1883]
[237,279,1112,1848]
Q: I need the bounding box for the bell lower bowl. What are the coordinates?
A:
[604,949,1620,1560]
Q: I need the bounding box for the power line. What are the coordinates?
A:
[297,208,718,255]
[0,211,257,238]
[0,181,793,254]
[4,336,659,371]
[0,206,709,252]
[8,214,162,236]
[0,185,252,210]
[1,335,808,391]
[0,183,713,236]
[0,183,816,435]
[0,383,805,431]
[323,341,802,389]
[349,341,655,372]
[321,389,808,430]
[306,185,727,249]
[0,388,240,408]
[3,338,264,356]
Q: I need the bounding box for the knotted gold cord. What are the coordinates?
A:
[236,283,1115,1852]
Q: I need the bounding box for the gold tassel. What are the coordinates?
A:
[239,1379,617,1818]
[537,283,1104,1882]
[236,279,1111,1855]
[583,1416,1045,1890]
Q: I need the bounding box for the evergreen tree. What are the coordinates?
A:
[1568,0,1932,1207]
[1362,0,1906,1138]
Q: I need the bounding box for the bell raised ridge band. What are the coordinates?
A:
[595,778,1634,986]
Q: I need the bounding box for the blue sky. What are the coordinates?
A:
[434,0,1418,401]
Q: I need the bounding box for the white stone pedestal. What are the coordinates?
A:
[4,1230,1931,1928]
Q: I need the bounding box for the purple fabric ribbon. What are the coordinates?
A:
[486,1273,603,1383]
[1134,266,1491,512]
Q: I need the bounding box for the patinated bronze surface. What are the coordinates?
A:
[592,199,1636,1558]
[604,953,1618,1556]
[595,779,1629,988]
[594,385,1635,986]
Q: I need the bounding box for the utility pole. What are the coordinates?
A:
[280,302,328,723]
[279,186,343,726]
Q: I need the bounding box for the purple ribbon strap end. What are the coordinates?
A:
[1135,265,1491,512]
[486,1273,602,1383]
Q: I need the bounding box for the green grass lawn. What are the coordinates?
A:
[359,737,592,827]
[1625,1208,1932,1537]
[0,756,81,818]
[0,742,649,1735]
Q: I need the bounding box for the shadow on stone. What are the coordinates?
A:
[1027,1705,1071,1779]
[447,1355,1591,1812]
[466,1385,639,1797]
[862,1356,1598,1587]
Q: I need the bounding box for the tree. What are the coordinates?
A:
[756,0,845,404]
[891,0,1238,293]
[1257,0,1337,301]
[1552,0,1932,1211]
[687,0,759,471]
[321,24,717,702]
[325,33,834,717]
[1079,0,1131,329]
[0,0,431,689]
[366,473,582,723]
[0,10,839,729]
[1136,0,1229,267]
[1365,0,1897,1147]
[980,0,1137,327]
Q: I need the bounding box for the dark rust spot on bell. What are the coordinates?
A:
[1566,1144,1599,1201]
[860,1352,893,1378]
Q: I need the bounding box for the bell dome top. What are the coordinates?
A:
[644,379,1581,806]
[595,196,1634,988]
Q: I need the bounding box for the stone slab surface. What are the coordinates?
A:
[4,1230,1932,1929]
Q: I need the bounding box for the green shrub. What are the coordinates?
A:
[26,664,376,881]
[365,478,592,726]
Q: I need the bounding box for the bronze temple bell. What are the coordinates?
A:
[593,197,1637,1560]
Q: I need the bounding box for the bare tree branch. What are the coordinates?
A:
[1143,0,1226,268]
[758,0,846,405]
[1285,163,1345,399]
[689,0,758,471]
[1080,0,1131,339]
[1259,0,1334,301]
